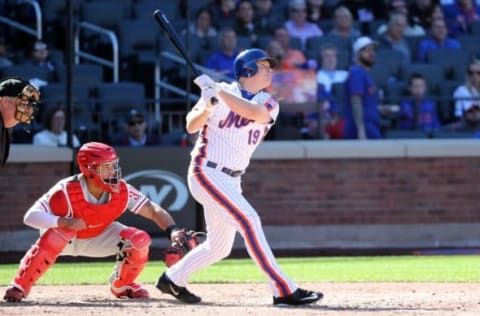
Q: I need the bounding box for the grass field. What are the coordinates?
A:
[1,255,480,285]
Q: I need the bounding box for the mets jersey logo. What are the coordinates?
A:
[219,111,253,129]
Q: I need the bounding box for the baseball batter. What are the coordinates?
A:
[3,142,187,302]
[155,48,323,306]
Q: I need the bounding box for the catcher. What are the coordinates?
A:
[3,141,194,302]
[0,77,40,167]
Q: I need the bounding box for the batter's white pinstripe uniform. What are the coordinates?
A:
[165,81,298,298]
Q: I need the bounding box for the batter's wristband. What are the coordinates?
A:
[166,224,179,239]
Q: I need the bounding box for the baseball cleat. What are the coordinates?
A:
[155,272,201,304]
[273,288,323,307]
[3,285,25,302]
[110,282,150,299]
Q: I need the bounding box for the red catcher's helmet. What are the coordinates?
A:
[77,142,121,193]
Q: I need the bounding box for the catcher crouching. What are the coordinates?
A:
[3,142,196,302]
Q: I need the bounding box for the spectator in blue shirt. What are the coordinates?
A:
[443,0,480,36]
[205,27,239,78]
[417,17,461,62]
[343,36,382,139]
[397,73,441,132]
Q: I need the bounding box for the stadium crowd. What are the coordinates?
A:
[0,0,479,142]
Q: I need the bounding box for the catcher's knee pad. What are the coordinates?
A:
[111,227,151,288]
[12,228,75,297]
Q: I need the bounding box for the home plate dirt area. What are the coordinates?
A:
[1,282,479,316]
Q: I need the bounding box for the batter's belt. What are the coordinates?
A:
[206,160,244,177]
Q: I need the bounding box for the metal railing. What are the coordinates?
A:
[73,21,119,82]
[154,50,232,123]
[0,0,42,39]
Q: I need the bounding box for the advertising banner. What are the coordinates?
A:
[116,147,196,236]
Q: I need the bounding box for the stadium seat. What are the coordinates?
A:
[468,20,480,35]
[95,82,146,134]
[405,35,426,60]
[80,1,130,32]
[56,64,104,89]
[40,83,99,141]
[385,81,407,105]
[306,35,352,55]
[400,64,444,92]
[426,49,470,81]
[42,0,82,24]
[236,36,253,52]
[0,65,52,83]
[375,49,404,77]
[118,19,159,61]
[370,64,395,91]
[458,35,480,57]
[433,130,474,139]
[133,0,179,21]
[289,36,302,50]
[435,80,462,124]
[384,129,430,139]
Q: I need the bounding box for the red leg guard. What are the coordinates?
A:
[110,227,151,297]
[10,228,76,298]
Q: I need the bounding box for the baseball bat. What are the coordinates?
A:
[153,9,218,105]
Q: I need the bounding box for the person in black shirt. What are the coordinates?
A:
[0,77,40,167]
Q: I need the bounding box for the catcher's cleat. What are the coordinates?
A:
[273,288,323,307]
[4,285,25,302]
[110,282,150,299]
[155,272,201,304]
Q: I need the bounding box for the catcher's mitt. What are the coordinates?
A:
[163,229,204,267]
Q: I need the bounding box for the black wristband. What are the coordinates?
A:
[166,224,178,239]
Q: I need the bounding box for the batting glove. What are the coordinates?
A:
[201,86,217,111]
[194,74,216,90]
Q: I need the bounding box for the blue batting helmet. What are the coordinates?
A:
[233,48,277,79]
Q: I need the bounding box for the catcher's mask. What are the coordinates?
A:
[77,142,122,193]
[0,77,40,128]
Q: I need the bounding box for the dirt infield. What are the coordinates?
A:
[1,282,479,316]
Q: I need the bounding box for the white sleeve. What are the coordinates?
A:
[453,86,468,118]
[126,183,149,214]
[23,200,59,229]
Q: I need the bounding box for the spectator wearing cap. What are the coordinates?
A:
[444,101,480,136]
[0,77,40,167]
[284,0,323,51]
[112,109,161,147]
[343,36,382,139]
[33,105,80,148]
[21,40,57,86]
